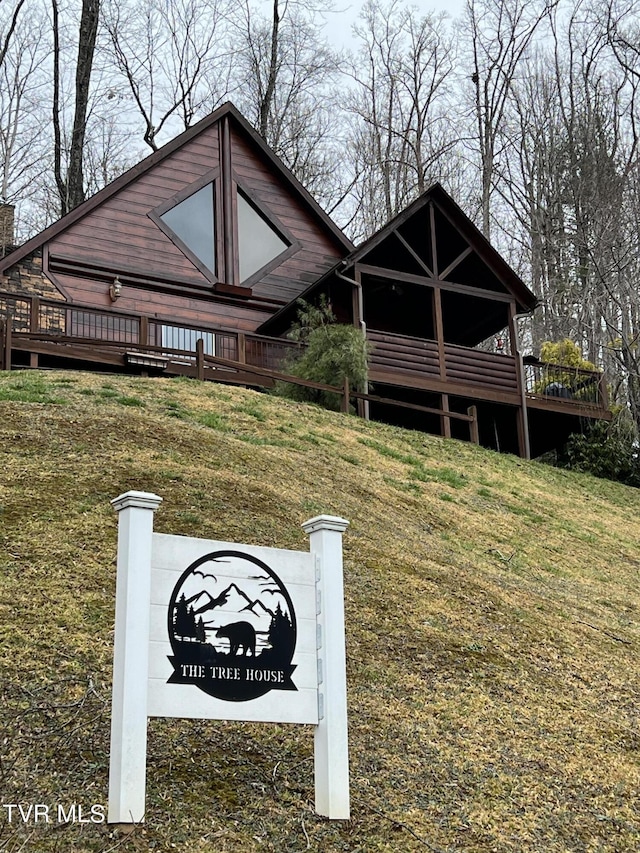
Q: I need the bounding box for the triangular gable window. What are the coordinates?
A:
[160,183,216,275]
[152,174,293,293]
[237,190,288,283]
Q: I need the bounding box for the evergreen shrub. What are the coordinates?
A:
[274,298,370,411]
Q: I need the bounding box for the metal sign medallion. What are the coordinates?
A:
[167,550,297,701]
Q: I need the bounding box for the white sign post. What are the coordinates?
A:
[108,491,350,824]
[302,515,350,819]
[108,491,162,824]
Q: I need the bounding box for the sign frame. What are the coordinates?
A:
[107,491,350,823]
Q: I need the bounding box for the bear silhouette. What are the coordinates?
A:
[216,621,256,657]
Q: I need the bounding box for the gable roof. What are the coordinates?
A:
[260,182,537,335]
[348,183,537,313]
[0,102,354,274]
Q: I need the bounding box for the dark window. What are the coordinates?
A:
[160,183,216,274]
[237,191,287,282]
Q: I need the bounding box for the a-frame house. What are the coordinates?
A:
[0,102,352,352]
[0,103,609,457]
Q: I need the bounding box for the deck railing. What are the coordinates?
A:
[0,291,300,371]
[366,328,608,411]
[0,293,483,444]
[0,291,608,415]
[523,360,607,408]
[367,329,518,394]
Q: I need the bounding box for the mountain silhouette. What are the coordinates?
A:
[186,588,231,615]
[241,599,276,619]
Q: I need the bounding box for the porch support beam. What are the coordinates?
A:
[508,301,530,460]
[353,268,369,420]
[394,231,433,277]
[355,263,515,304]
[429,202,438,278]
[438,247,473,281]
[433,287,446,382]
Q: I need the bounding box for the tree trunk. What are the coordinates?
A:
[67,0,99,211]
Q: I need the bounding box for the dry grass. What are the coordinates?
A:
[0,369,639,852]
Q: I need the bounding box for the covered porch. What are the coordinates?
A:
[260,183,611,458]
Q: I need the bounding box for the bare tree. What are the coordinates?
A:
[495,0,640,435]
[103,0,230,151]
[52,0,100,214]
[229,0,345,207]
[0,7,49,209]
[345,0,459,239]
[0,0,27,69]
[464,0,556,240]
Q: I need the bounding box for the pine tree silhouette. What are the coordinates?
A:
[174,594,191,639]
[196,616,206,643]
[187,605,198,640]
[268,603,294,656]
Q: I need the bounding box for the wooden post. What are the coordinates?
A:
[433,287,446,381]
[4,316,11,372]
[353,267,369,420]
[598,372,609,410]
[508,302,530,460]
[237,332,246,364]
[29,296,39,332]
[108,491,162,824]
[341,377,350,413]
[441,393,451,438]
[29,297,39,368]
[0,319,5,370]
[429,202,439,277]
[196,338,205,381]
[222,115,234,284]
[301,515,350,820]
[467,405,479,445]
[140,315,148,347]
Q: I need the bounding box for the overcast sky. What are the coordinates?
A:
[322,0,467,48]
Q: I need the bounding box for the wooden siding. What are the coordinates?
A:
[36,117,346,334]
[444,342,518,392]
[51,273,272,333]
[49,127,222,287]
[230,127,345,305]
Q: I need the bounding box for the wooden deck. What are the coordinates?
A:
[0,292,610,426]
[0,291,301,378]
[367,328,609,417]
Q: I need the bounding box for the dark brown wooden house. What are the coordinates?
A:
[0,102,609,458]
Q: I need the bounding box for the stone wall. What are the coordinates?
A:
[1,250,65,301]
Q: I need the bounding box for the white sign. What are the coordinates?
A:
[107,491,350,824]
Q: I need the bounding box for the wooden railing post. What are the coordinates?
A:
[0,319,5,370]
[140,315,148,347]
[237,332,246,364]
[196,338,205,381]
[3,316,11,371]
[30,296,39,332]
[29,296,39,367]
[441,393,451,439]
[341,377,350,413]
[467,406,479,445]
[598,372,609,410]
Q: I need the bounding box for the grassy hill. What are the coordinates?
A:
[1,369,639,853]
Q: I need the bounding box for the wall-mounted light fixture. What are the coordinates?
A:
[109,276,122,302]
